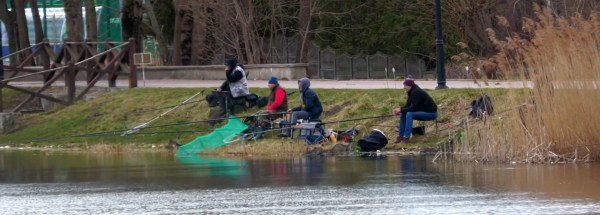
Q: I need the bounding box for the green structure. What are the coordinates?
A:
[176,116,250,157]
[1,0,123,52]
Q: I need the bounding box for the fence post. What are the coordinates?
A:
[385,56,389,79]
[404,57,408,78]
[128,38,138,88]
[420,60,423,79]
[333,49,337,80]
[350,57,354,80]
[67,62,76,105]
[285,37,289,64]
[317,47,321,79]
[367,55,370,79]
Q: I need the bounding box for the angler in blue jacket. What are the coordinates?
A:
[278,78,323,138]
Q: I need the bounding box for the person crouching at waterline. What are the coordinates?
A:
[393,76,438,144]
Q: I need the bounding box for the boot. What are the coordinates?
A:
[249,127,265,141]
[394,136,411,144]
[395,136,410,144]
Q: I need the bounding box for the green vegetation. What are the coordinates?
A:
[0,87,518,154]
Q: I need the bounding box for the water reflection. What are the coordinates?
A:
[0,150,599,214]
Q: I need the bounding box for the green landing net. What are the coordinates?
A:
[176,115,249,157]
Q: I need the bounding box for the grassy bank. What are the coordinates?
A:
[0,86,516,155]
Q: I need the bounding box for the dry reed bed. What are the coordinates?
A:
[446,4,600,163]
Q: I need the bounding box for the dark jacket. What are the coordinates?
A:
[292,78,323,119]
[401,85,438,114]
[219,59,245,96]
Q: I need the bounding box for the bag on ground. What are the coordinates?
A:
[357,129,388,152]
[469,94,494,119]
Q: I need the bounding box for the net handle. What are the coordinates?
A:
[223,133,247,144]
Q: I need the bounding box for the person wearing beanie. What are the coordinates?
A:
[266,76,288,112]
[248,76,289,141]
[393,75,438,144]
[216,58,250,116]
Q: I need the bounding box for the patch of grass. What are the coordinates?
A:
[0,86,519,154]
[1,88,36,110]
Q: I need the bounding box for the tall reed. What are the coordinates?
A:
[450,4,600,163]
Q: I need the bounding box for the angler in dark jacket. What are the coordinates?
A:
[393,76,438,144]
[216,58,250,116]
[278,78,323,138]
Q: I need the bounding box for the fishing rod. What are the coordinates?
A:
[125,99,207,115]
[21,111,289,144]
[19,114,394,145]
[24,128,223,144]
[320,114,396,125]
[120,89,206,136]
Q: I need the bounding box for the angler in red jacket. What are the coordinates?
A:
[266,76,288,112]
[248,76,288,140]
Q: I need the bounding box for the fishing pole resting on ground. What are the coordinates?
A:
[120,89,206,136]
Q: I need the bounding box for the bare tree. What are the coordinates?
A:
[183,0,301,65]
[173,0,183,65]
[84,0,98,41]
[14,0,31,62]
[29,0,45,43]
[142,0,172,65]
[122,0,144,52]
[63,0,85,42]
[0,0,20,65]
[296,0,312,64]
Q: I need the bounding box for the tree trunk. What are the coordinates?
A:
[142,0,171,65]
[190,8,206,65]
[29,0,45,43]
[296,0,312,64]
[63,0,85,42]
[172,0,183,65]
[0,0,20,65]
[122,0,144,52]
[14,0,32,63]
[232,0,254,64]
[84,0,98,41]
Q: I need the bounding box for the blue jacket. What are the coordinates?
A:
[292,78,323,120]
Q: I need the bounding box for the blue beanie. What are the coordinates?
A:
[268,76,278,84]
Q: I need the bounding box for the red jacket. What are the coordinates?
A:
[267,87,286,111]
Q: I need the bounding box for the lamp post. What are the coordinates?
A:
[435,0,448,90]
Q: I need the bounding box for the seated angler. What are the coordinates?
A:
[216,58,250,116]
[393,76,438,144]
[248,76,289,140]
[278,78,323,138]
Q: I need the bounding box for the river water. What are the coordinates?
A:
[1,150,599,214]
